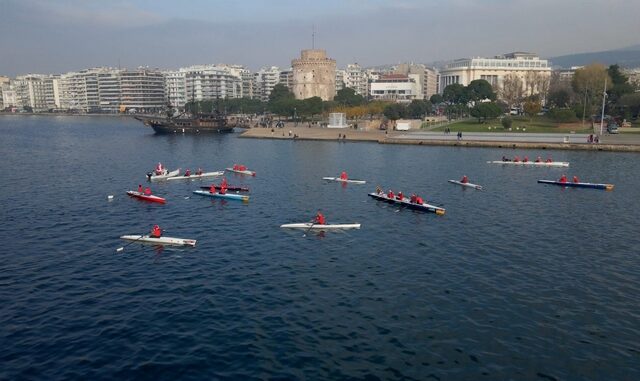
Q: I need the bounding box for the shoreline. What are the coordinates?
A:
[240,127,640,153]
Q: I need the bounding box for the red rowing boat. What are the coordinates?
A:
[126,190,166,204]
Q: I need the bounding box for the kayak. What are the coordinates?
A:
[322,177,367,184]
[368,192,445,215]
[192,189,250,202]
[126,190,166,204]
[448,180,483,190]
[120,235,196,247]
[280,223,361,230]
[199,185,250,192]
[537,180,614,191]
[147,168,180,181]
[487,160,569,167]
[225,168,256,176]
[166,171,224,180]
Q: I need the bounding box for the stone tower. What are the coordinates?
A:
[292,49,336,101]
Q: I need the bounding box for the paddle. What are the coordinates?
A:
[302,220,316,237]
[116,229,169,252]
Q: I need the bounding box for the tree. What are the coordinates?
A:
[607,64,634,106]
[501,74,524,107]
[470,102,502,123]
[619,93,640,118]
[299,96,323,117]
[429,94,444,104]
[366,101,387,118]
[268,83,294,103]
[443,83,468,104]
[523,100,542,118]
[548,89,571,108]
[406,99,432,119]
[572,64,612,119]
[267,83,296,115]
[334,87,365,107]
[501,116,513,129]
[383,103,406,120]
[467,79,496,102]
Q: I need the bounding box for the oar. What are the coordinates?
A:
[116,235,146,252]
[302,221,316,237]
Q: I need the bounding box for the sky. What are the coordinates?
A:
[1,0,639,76]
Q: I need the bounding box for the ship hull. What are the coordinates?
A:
[143,117,233,134]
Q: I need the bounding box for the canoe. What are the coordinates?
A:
[487,160,569,167]
[280,223,361,230]
[120,235,196,247]
[199,185,250,192]
[126,190,166,204]
[368,192,445,215]
[192,189,250,202]
[448,180,483,190]
[322,177,367,184]
[166,171,224,180]
[147,169,180,181]
[537,180,614,191]
[225,168,256,176]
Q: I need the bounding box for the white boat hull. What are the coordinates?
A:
[120,235,196,247]
[280,223,361,230]
[487,160,569,167]
[148,169,180,181]
[166,171,224,180]
[225,168,256,176]
[448,180,483,190]
[322,177,366,184]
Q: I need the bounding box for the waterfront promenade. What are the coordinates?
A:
[240,126,640,152]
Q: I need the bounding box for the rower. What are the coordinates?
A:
[523,156,529,163]
[144,187,152,195]
[559,175,568,183]
[410,194,417,203]
[138,184,143,193]
[196,168,203,176]
[233,164,238,170]
[209,184,216,193]
[239,165,246,171]
[461,175,469,184]
[221,177,228,188]
[340,171,348,180]
[535,156,542,163]
[573,176,580,183]
[397,191,404,201]
[150,224,162,238]
[375,185,382,194]
[155,162,164,175]
[387,190,395,199]
[502,155,508,162]
[219,184,227,194]
[546,157,553,163]
[514,156,520,162]
[185,169,191,177]
[416,195,424,204]
[315,210,326,225]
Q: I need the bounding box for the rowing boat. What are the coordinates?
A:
[192,189,250,202]
[225,168,256,176]
[199,185,250,192]
[166,171,224,180]
[280,223,361,230]
[322,177,367,184]
[126,190,166,204]
[487,160,569,167]
[448,180,483,190]
[119,235,196,247]
[147,168,180,181]
[537,180,614,191]
[368,192,445,215]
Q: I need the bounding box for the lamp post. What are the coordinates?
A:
[599,78,607,136]
[294,107,297,127]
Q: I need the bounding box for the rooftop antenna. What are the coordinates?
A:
[312,24,315,49]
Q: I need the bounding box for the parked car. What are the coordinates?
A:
[607,123,620,134]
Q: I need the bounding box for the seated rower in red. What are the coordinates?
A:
[209,184,216,193]
[233,164,239,170]
[523,156,529,163]
[387,190,395,199]
[535,156,542,163]
[315,210,326,225]
[558,174,568,183]
[219,184,227,194]
[138,184,143,193]
[572,176,580,183]
[546,157,553,163]
[461,175,469,184]
[415,195,424,204]
[155,162,164,175]
[410,194,417,203]
[144,187,152,195]
[238,164,247,171]
[340,171,348,180]
[513,156,520,162]
[221,177,228,188]
[196,168,203,176]
[150,224,162,238]
[397,191,404,201]
[185,169,191,177]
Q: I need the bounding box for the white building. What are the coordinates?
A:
[335,69,345,93]
[369,74,420,102]
[439,52,552,97]
[163,64,246,108]
[343,64,368,96]
[253,66,281,102]
[13,74,61,112]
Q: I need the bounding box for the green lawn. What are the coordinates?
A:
[430,116,593,134]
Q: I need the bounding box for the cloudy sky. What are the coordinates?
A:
[1,0,639,76]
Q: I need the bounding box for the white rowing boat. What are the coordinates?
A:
[147,169,180,181]
[448,180,483,190]
[225,168,256,176]
[166,171,224,180]
[120,235,197,247]
[280,223,361,230]
[487,160,569,167]
[322,177,367,184]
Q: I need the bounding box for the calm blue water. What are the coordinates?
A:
[1,115,639,380]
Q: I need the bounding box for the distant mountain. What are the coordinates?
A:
[549,46,640,68]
